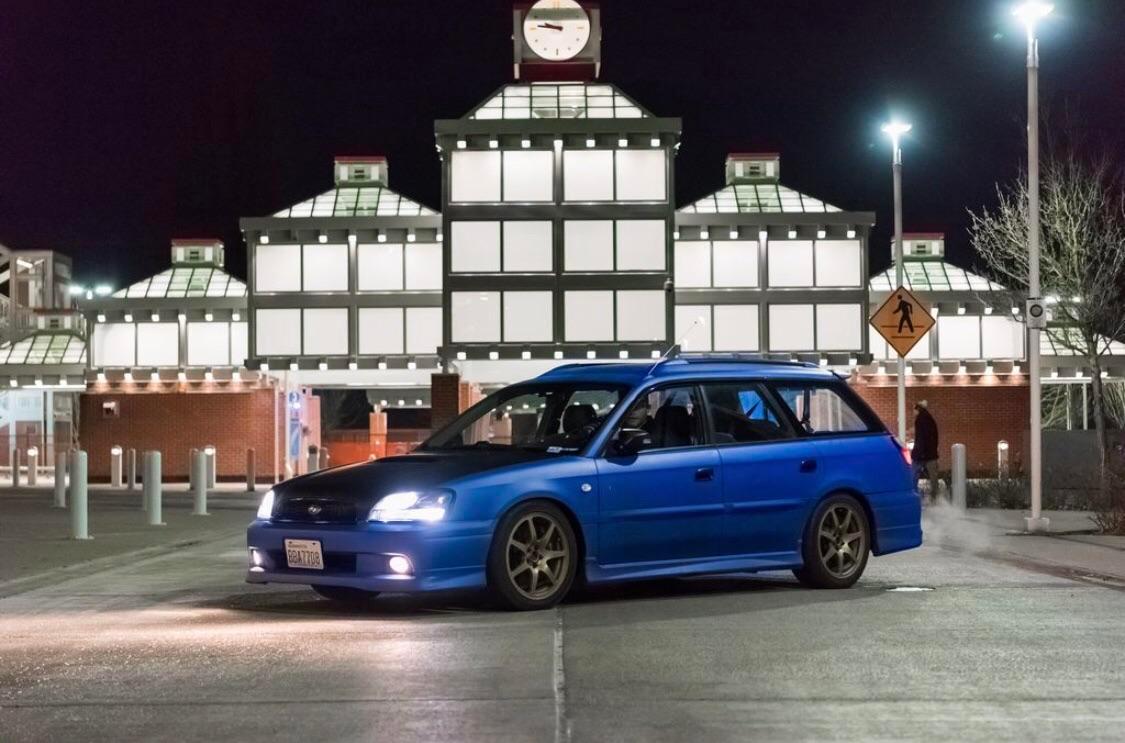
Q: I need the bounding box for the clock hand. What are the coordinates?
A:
[536,22,564,31]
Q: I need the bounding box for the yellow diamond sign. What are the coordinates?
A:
[870,285,935,358]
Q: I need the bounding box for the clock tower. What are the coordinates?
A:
[513,1,602,81]
[434,3,681,376]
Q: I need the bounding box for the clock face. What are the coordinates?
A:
[523,0,591,62]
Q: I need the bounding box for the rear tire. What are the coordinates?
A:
[793,494,870,589]
[488,500,578,611]
[311,585,380,604]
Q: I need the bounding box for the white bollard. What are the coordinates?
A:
[307,449,319,474]
[952,443,967,511]
[246,448,256,492]
[144,450,164,526]
[110,445,123,488]
[12,448,20,488]
[204,445,216,489]
[53,452,67,508]
[126,448,137,490]
[188,448,199,490]
[27,447,38,486]
[69,450,90,540]
[192,448,209,516]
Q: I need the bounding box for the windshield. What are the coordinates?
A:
[421,383,626,453]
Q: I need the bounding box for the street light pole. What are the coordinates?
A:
[1015,1,1052,533]
[882,121,912,442]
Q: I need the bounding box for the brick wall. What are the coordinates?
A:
[80,387,285,482]
[850,373,1029,477]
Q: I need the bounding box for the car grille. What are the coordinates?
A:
[273,497,359,525]
[267,550,357,575]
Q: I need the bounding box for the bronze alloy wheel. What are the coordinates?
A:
[506,512,571,601]
[793,493,871,589]
[816,502,868,580]
[488,500,579,610]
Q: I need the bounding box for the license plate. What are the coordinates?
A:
[284,539,324,570]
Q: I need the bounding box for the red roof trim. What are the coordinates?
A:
[903,232,945,239]
[334,155,387,163]
[727,152,781,159]
[171,238,223,245]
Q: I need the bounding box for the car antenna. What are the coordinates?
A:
[647,316,705,373]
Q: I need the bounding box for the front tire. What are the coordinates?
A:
[488,501,578,611]
[793,494,871,589]
[311,585,380,604]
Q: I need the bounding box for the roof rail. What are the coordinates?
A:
[661,353,820,368]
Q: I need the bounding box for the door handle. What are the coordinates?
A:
[695,467,715,481]
[799,459,817,473]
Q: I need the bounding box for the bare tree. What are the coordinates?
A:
[969,153,1125,529]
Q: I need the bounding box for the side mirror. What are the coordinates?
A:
[612,428,652,457]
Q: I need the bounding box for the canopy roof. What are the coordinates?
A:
[468,82,650,120]
[0,331,85,365]
[113,266,246,299]
[1041,327,1125,357]
[272,185,436,218]
[869,260,1004,293]
[679,183,842,215]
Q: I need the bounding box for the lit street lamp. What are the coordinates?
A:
[1014,1,1052,532]
[881,120,912,442]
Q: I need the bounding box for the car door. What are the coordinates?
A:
[595,383,726,567]
[701,381,819,558]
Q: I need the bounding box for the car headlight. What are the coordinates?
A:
[368,490,453,523]
[256,489,276,520]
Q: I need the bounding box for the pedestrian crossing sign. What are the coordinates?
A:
[870,285,935,358]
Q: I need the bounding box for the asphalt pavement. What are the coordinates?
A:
[2,503,1125,742]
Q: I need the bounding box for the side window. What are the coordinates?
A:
[772,383,872,435]
[615,384,705,452]
[702,383,793,444]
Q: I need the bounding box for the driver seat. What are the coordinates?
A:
[561,404,597,434]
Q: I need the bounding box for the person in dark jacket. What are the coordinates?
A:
[911,400,939,489]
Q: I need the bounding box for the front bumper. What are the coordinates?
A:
[245,518,493,593]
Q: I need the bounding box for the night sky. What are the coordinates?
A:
[2,0,1123,292]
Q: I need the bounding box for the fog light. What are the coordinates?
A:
[388,555,412,575]
[249,548,266,571]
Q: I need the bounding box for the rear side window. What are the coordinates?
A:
[701,383,793,443]
[772,383,875,436]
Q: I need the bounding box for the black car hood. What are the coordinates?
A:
[274,449,547,510]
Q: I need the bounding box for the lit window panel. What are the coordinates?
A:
[0,333,90,366]
[273,186,435,218]
[206,274,230,297]
[680,184,843,214]
[377,194,401,216]
[470,83,652,120]
[62,338,86,363]
[288,197,314,218]
[311,193,335,217]
[185,269,212,297]
[6,339,31,363]
[355,188,381,216]
[334,188,359,217]
[114,266,246,299]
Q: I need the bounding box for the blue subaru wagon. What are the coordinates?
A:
[247,359,922,610]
